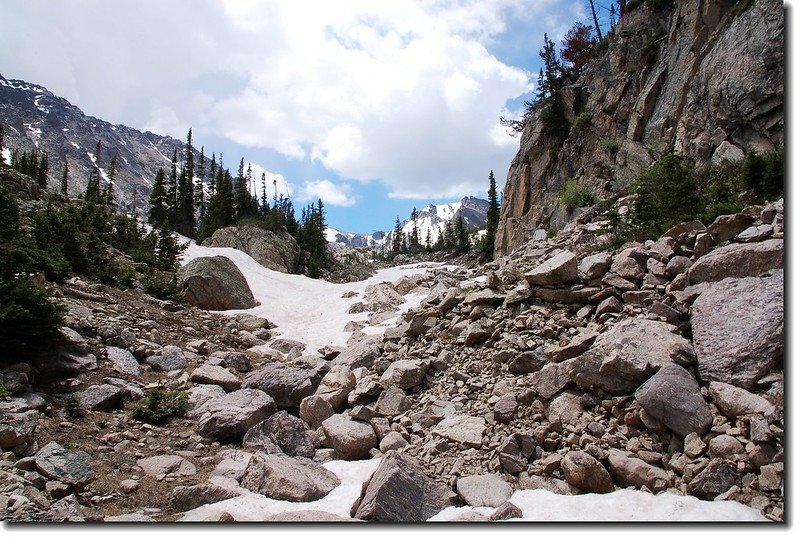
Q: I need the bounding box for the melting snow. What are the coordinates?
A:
[33,94,49,114]
[1,148,10,165]
[70,141,80,149]
[23,122,42,147]
[180,241,450,351]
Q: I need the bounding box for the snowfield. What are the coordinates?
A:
[177,241,769,523]
[181,241,452,352]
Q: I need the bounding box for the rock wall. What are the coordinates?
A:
[202,225,301,274]
[495,0,784,257]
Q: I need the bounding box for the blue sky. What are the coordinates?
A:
[2,0,605,233]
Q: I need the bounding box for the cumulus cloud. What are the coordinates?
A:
[3,0,580,198]
[297,179,356,207]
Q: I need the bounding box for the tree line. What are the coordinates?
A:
[146,129,330,278]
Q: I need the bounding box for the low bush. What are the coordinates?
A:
[130,388,188,425]
[559,180,596,210]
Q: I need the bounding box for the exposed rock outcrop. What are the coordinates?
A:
[202,225,300,273]
[496,0,783,256]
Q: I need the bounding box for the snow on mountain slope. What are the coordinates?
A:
[326,196,488,249]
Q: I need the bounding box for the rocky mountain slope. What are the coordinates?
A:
[0,74,191,211]
[495,0,784,256]
[0,194,783,521]
[327,196,489,251]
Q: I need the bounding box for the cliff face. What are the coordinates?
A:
[495,0,784,257]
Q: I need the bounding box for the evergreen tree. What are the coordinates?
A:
[537,33,568,139]
[391,217,404,254]
[61,159,69,196]
[260,172,269,214]
[37,153,49,189]
[200,167,235,241]
[443,220,454,250]
[409,208,420,252]
[208,153,217,200]
[453,216,469,253]
[480,170,500,260]
[166,150,178,230]
[176,165,196,238]
[103,154,117,207]
[0,124,4,162]
[425,228,432,252]
[148,168,169,228]
[196,146,206,221]
[299,199,329,278]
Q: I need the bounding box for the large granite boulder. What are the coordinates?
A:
[353,452,451,521]
[687,239,783,284]
[240,453,340,502]
[634,364,712,437]
[524,250,578,286]
[691,271,783,389]
[196,388,276,442]
[567,319,695,394]
[34,327,97,377]
[242,410,316,458]
[179,256,258,310]
[202,225,300,273]
[561,450,614,493]
[242,362,322,410]
[34,442,94,490]
[321,414,377,460]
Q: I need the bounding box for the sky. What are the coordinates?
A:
[3,0,605,233]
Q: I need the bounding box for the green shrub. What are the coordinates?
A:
[130,388,188,425]
[0,384,11,398]
[62,394,82,418]
[601,139,620,156]
[0,278,65,364]
[627,146,699,239]
[559,180,596,210]
[740,148,783,201]
[573,112,592,134]
[142,271,184,302]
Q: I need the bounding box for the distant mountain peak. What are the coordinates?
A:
[326,197,488,250]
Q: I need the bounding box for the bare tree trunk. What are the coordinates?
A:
[588,0,603,40]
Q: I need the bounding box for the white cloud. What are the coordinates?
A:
[2,0,578,198]
[297,179,356,207]
[247,162,293,200]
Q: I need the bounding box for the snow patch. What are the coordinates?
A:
[149,141,173,163]
[23,122,42,147]
[179,458,381,521]
[1,148,10,165]
[180,242,450,351]
[429,489,767,522]
[33,95,49,114]
[70,141,80,149]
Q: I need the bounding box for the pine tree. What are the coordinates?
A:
[103,155,117,207]
[537,34,568,139]
[480,170,500,260]
[196,145,206,221]
[148,168,169,228]
[409,208,420,252]
[391,217,404,254]
[61,159,69,196]
[37,153,49,189]
[260,172,269,214]
[454,216,469,253]
[425,228,432,252]
[176,165,196,238]
[166,150,178,230]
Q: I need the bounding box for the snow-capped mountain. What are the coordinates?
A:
[0,74,193,211]
[327,196,489,250]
